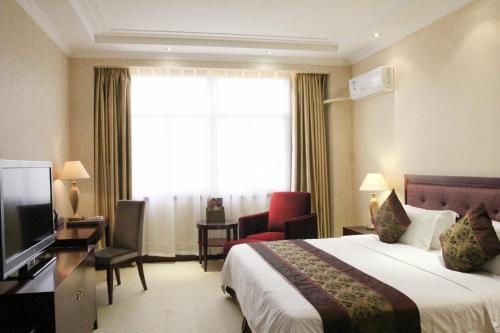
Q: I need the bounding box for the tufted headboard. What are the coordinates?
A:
[405,175,500,221]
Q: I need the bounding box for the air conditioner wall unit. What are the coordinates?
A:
[349,66,394,101]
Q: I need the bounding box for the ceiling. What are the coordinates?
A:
[17,0,473,65]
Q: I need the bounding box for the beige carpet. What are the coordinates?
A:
[94,260,243,333]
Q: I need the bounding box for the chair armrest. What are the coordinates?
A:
[238,212,269,239]
[284,214,318,239]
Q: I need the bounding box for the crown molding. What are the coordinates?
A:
[68,0,107,39]
[16,0,70,54]
[70,49,350,66]
[95,33,338,52]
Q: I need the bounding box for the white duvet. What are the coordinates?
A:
[221,235,500,333]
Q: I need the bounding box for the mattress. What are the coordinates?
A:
[221,235,500,333]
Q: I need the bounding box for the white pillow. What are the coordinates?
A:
[483,256,500,276]
[482,220,500,275]
[430,210,459,250]
[493,220,500,238]
[400,205,458,250]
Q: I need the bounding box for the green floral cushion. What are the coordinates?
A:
[440,203,500,272]
[374,190,411,243]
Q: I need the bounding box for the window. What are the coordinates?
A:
[131,72,291,197]
[130,69,291,256]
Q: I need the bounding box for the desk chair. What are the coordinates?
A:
[95,200,147,304]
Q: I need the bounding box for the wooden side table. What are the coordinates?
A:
[197,220,237,272]
[343,225,377,236]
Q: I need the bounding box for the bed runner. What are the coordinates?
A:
[248,240,420,333]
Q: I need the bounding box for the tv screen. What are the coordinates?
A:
[0,160,55,279]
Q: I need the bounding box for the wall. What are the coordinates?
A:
[325,69,353,236]
[0,0,70,214]
[69,57,351,225]
[352,0,500,225]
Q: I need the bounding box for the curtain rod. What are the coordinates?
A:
[91,64,332,75]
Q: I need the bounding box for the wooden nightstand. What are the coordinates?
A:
[343,226,377,236]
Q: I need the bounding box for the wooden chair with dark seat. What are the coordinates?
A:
[95,200,147,305]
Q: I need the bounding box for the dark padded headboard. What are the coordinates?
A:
[405,175,500,221]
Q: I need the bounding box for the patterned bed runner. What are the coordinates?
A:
[248,240,420,333]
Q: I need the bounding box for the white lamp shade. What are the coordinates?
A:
[60,161,90,180]
[359,173,388,192]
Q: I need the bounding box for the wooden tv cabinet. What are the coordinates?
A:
[0,248,96,333]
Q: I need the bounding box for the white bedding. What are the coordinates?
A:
[221,235,500,333]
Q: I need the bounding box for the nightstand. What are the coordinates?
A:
[343,226,377,236]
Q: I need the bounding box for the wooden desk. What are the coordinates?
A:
[0,221,106,332]
[0,248,96,332]
[54,220,110,248]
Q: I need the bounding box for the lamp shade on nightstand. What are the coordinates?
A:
[359,173,389,229]
[60,161,90,221]
[359,173,388,192]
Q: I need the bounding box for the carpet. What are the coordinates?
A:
[95,260,243,332]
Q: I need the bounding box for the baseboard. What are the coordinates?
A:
[142,254,224,262]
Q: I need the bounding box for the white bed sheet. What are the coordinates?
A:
[221,235,500,333]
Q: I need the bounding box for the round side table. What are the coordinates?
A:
[196,220,237,272]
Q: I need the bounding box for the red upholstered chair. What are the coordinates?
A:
[224,192,317,256]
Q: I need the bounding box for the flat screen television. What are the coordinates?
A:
[0,160,55,279]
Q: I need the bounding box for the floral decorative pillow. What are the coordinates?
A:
[374,189,411,243]
[440,203,500,272]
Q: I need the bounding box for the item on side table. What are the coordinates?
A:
[206,197,225,223]
[359,173,389,229]
[60,161,90,221]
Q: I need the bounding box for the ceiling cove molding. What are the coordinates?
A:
[16,0,70,54]
[108,29,330,43]
[95,33,338,52]
[70,49,350,66]
[68,0,108,39]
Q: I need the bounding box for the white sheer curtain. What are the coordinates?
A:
[130,68,292,256]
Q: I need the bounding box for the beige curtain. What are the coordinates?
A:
[292,73,332,238]
[94,68,132,236]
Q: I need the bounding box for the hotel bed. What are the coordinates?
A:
[221,175,500,333]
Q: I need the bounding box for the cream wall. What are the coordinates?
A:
[351,0,500,225]
[325,69,353,236]
[69,57,351,225]
[0,0,70,215]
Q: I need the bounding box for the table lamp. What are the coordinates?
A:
[60,161,90,221]
[359,173,389,229]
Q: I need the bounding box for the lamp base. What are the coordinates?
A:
[68,181,82,221]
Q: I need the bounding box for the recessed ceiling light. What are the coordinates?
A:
[166,47,172,52]
[267,50,272,55]
[373,32,381,38]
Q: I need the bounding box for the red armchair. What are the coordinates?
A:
[224,192,317,256]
